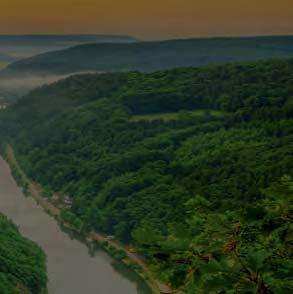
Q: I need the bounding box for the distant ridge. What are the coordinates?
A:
[3,35,293,76]
[0,34,137,43]
[0,34,137,69]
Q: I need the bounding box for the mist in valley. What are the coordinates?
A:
[0,71,99,102]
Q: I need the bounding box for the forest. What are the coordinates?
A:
[0,58,292,293]
[0,214,47,294]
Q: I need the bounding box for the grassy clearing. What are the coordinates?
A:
[130,109,225,122]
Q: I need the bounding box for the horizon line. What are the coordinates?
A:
[0,32,293,42]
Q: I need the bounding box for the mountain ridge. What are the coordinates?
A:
[3,35,293,76]
[0,34,137,70]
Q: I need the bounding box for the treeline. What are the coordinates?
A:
[0,214,47,294]
[0,59,292,292]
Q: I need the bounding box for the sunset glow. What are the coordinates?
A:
[0,0,292,39]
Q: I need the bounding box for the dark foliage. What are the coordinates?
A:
[0,214,47,294]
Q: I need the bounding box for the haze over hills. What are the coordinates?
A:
[0,34,136,69]
[3,35,293,76]
[2,35,293,102]
[0,34,136,102]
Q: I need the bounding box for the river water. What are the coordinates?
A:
[0,156,149,294]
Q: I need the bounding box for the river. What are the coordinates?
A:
[0,156,150,294]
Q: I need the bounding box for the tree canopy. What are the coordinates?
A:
[0,58,292,292]
[0,214,47,294]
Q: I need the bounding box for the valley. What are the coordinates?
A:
[0,58,292,293]
[1,1,292,293]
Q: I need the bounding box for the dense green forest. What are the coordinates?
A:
[3,36,293,76]
[0,214,47,294]
[0,58,292,293]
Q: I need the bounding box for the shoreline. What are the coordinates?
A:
[4,144,175,294]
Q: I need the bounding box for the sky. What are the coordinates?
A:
[0,0,293,40]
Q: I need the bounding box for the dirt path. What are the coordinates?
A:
[5,144,175,294]
[89,233,173,293]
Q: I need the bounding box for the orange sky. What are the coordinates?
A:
[0,0,293,40]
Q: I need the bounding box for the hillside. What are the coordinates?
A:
[0,34,138,102]
[3,36,293,76]
[0,214,47,293]
[0,59,292,293]
[0,34,136,69]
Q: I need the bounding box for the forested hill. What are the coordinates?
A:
[0,34,136,70]
[0,214,47,293]
[1,59,292,293]
[3,35,293,76]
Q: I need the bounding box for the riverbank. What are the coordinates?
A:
[4,144,175,294]
[0,154,142,293]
